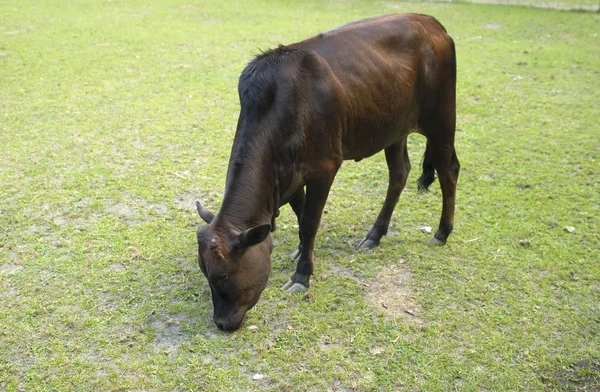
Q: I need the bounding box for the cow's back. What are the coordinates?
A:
[288,14,456,161]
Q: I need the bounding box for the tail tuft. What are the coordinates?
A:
[417,142,436,192]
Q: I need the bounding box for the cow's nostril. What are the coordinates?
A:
[215,321,225,330]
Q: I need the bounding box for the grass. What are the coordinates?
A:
[1,0,599,391]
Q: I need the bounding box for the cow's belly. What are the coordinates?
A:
[341,110,419,161]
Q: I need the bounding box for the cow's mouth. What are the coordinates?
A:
[214,318,243,331]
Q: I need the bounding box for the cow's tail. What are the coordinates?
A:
[417,142,435,193]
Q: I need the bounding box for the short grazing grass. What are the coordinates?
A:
[1,1,599,391]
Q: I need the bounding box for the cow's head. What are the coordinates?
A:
[195,201,272,331]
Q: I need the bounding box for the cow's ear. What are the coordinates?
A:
[233,224,271,250]
[195,200,214,224]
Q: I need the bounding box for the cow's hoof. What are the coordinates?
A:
[427,237,445,246]
[358,238,378,249]
[282,279,308,294]
[290,248,301,260]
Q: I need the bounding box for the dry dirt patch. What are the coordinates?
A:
[469,0,598,10]
[365,260,424,325]
[104,198,168,223]
[0,264,24,275]
[174,193,198,212]
[541,359,600,391]
[148,312,191,351]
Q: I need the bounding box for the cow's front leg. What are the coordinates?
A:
[282,169,337,294]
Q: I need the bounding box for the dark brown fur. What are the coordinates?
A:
[196,14,460,331]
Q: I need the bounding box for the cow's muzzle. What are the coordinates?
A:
[213,316,243,331]
[213,307,246,331]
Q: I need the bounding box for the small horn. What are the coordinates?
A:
[195,200,215,224]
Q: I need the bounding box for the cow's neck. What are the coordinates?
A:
[214,146,277,233]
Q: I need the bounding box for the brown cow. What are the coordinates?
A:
[196,13,459,331]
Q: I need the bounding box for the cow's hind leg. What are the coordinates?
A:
[426,141,459,245]
[288,188,305,260]
[282,163,339,293]
[419,99,460,245]
[419,52,459,245]
[358,139,410,249]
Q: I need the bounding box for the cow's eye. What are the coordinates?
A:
[213,275,231,296]
[214,275,230,286]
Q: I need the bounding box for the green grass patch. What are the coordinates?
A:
[1,0,599,390]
